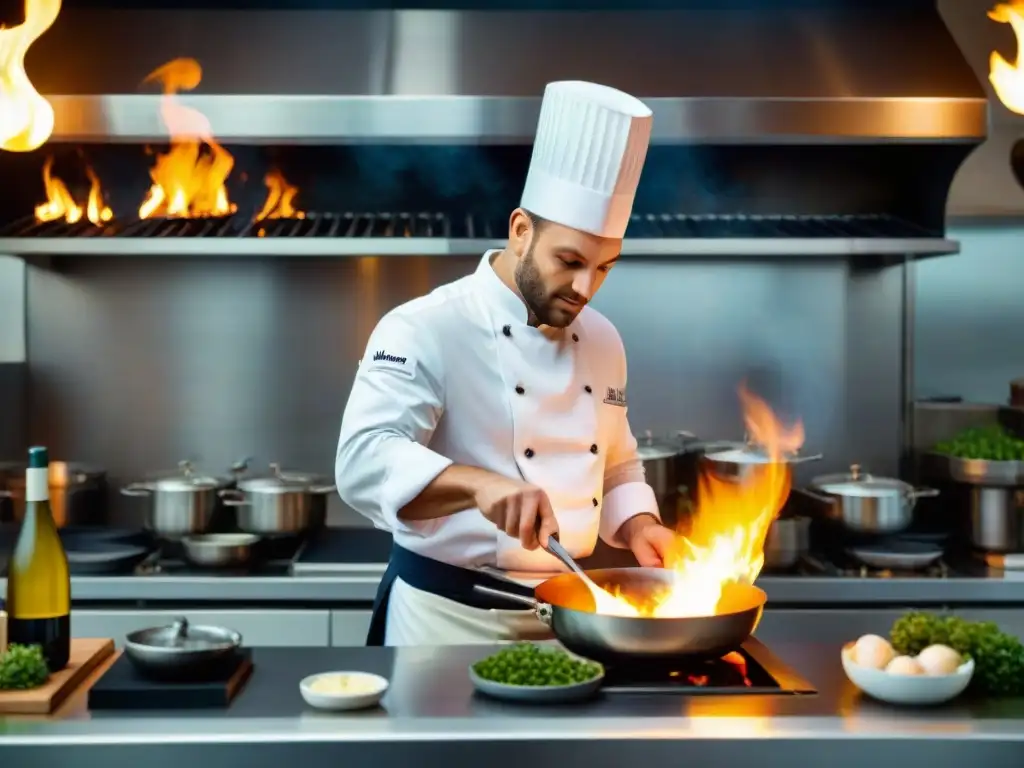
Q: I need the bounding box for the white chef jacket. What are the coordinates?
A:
[335,250,659,573]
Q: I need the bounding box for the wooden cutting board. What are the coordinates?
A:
[0,638,115,714]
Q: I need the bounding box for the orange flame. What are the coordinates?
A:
[138,58,236,219]
[593,383,804,618]
[989,1,1024,115]
[0,0,61,152]
[255,170,305,222]
[34,156,112,225]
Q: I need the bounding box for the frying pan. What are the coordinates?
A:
[475,566,765,664]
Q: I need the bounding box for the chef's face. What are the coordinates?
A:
[509,209,621,328]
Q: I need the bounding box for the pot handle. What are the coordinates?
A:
[790,486,837,507]
[120,483,153,497]
[309,484,337,495]
[473,584,553,624]
[218,488,250,507]
[787,453,824,465]
[907,486,940,500]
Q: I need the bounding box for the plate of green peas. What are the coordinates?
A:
[469,642,605,704]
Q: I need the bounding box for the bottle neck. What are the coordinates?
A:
[25,467,49,504]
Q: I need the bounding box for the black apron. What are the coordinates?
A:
[366,542,535,646]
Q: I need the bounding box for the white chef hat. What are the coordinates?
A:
[520,81,653,240]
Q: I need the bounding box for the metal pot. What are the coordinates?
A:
[220,463,335,536]
[763,515,810,570]
[795,464,939,534]
[121,460,239,538]
[634,430,696,527]
[0,461,107,527]
[124,616,242,680]
[968,487,1024,552]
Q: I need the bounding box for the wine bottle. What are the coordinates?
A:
[5,446,70,671]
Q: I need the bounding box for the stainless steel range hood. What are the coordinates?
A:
[29,8,987,145]
[0,6,988,260]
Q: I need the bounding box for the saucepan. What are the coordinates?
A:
[125,616,242,680]
[474,567,765,665]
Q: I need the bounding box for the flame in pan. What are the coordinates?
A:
[591,384,804,618]
[0,0,61,152]
[138,58,236,219]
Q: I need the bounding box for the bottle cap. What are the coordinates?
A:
[27,446,49,469]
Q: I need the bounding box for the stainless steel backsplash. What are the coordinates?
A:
[23,256,905,526]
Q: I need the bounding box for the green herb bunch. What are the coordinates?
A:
[933,425,1024,462]
[890,612,1024,696]
[0,644,51,690]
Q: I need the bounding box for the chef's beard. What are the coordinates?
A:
[514,246,585,328]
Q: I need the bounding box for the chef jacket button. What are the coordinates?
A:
[584,385,592,393]
[502,325,512,337]
[592,498,599,507]
[572,333,579,342]
[515,385,525,395]
[524,448,535,459]
[590,444,598,454]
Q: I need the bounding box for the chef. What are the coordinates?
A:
[335,80,674,646]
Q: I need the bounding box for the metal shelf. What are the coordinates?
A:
[42,94,986,145]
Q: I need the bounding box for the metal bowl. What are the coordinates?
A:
[181,533,260,567]
[124,616,242,679]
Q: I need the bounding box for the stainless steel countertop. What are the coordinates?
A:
[0,571,1019,606]
[2,528,1023,606]
[2,642,1023,768]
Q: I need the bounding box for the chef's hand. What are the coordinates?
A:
[474,475,560,551]
[621,514,675,568]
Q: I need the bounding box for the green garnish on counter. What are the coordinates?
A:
[472,643,603,687]
[890,612,1024,697]
[0,644,50,690]
[933,425,1024,462]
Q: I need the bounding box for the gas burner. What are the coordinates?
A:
[601,637,816,695]
[797,554,951,578]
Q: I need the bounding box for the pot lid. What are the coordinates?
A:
[146,461,224,491]
[635,430,692,461]
[237,463,326,493]
[812,464,910,497]
[126,617,240,651]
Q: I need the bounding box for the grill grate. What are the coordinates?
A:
[0,211,955,258]
[0,216,241,239]
[0,212,937,241]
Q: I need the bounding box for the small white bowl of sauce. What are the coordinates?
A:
[299,671,389,711]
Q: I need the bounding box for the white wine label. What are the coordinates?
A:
[25,467,49,502]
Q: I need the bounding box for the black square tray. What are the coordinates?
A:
[88,649,253,710]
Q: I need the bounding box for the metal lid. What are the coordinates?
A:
[635,431,689,461]
[126,617,241,652]
[812,464,910,497]
[237,463,324,494]
[146,461,224,492]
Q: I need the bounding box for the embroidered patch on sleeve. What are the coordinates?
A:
[603,387,627,407]
[363,349,416,378]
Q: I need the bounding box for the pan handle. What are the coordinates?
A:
[473,584,553,624]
